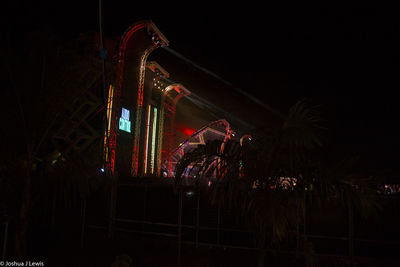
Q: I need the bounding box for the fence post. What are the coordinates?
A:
[2,219,8,261]
[296,199,300,252]
[51,189,57,230]
[195,186,200,248]
[217,205,221,245]
[177,187,183,267]
[143,184,147,232]
[348,199,354,261]
[80,198,87,248]
[303,190,306,237]
[108,172,118,239]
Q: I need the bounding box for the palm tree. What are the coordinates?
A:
[175,98,381,266]
[246,99,325,267]
[174,98,324,266]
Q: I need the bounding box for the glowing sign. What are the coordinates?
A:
[121,107,130,120]
[119,107,131,133]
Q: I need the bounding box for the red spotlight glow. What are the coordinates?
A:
[182,127,196,136]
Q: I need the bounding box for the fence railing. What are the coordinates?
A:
[82,180,400,262]
[0,216,9,261]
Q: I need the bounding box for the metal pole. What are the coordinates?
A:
[296,200,300,252]
[108,172,118,239]
[2,220,8,261]
[348,199,354,260]
[51,190,56,230]
[195,187,200,248]
[98,0,109,172]
[217,205,221,245]
[98,0,106,101]
[303,191,306,236]
[177,187,183,266]
[80,199,87,248]
[143,185,147,232]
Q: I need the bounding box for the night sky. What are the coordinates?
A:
[5,3,400,174]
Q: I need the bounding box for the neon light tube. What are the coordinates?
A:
[144,105,151,174]
[150,106,158,174]
[104,84,114,163]
[107,85,114,134]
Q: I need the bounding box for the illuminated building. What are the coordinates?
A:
[102,20,241,178]
[141,62,190,176]
[104,20,169,176]
[103,21,192,177]
[42,20,244,179]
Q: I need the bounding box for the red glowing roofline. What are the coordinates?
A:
[107,21,168,175]
[171,119,231,156]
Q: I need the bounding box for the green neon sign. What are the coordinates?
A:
[119,107,131,133]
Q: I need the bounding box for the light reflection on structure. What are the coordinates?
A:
[162,119,232,178]
[252,177,298,190]
[150,106,158,174]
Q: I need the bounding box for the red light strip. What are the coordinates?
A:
[103,84,114,164]
[107,21,167,176]
[107,23,146,174]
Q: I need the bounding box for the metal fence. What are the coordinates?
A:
[0,216,9,261]
[82,178,400,261]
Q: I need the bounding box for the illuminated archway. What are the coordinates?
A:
[104,21,169,176]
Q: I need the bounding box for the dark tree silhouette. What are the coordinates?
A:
[1,25,114,257]
[174,99,378,267]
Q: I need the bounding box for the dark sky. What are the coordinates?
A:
[5,3,400,173]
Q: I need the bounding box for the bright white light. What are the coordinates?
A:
[150,106,158,174]
[100,168,105,173]
[185,190,195,197]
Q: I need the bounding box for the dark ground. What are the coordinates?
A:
[25,226,400,267]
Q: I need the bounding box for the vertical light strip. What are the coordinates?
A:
[110,23,146,175]
[150,106,158,174]
[144,105,151,174]
[107,85,114,134]
[132,48,153,176]
[104,84,114,163]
